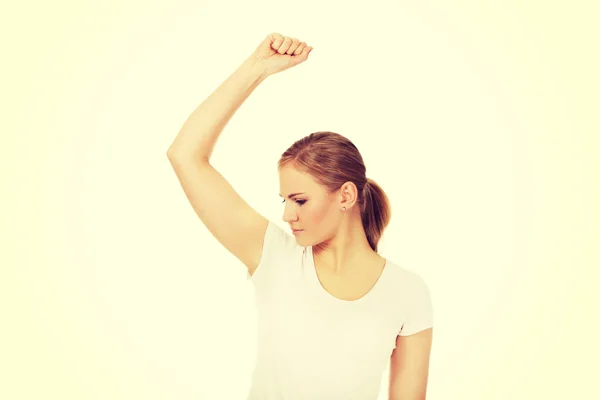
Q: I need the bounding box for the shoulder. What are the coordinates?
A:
[263,220,303,256]
[383,260,431,299]
[384,260,428,285]
[247,220,305,282]
[383,261,434,336]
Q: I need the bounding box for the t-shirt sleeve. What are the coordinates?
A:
[246,220,298,289]
[399,273,434,336]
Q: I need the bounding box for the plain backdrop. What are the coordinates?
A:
[2,0,598,399]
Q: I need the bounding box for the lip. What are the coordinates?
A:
[292,229,303,234]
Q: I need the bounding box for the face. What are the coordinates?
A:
[278,165,343,245]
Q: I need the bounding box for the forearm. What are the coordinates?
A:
[167,56,267,161]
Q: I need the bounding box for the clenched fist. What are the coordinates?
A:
[250,33,313,77]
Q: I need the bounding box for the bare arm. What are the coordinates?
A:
[167,57,267,161]
[167,34,312,274]
[388,329,433,400]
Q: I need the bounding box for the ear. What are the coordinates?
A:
[340,181,359,210]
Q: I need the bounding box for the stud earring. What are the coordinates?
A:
[342,190,349,211]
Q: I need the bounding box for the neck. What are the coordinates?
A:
[313,213,377,275]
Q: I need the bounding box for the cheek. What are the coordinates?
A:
[306,202,332,225]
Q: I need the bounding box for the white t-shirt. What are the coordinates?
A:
[245,221,433,400]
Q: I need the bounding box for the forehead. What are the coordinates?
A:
[278,165,318,192]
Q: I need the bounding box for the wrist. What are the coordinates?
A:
[242,56,269,82]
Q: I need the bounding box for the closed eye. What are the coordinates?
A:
[281,199,306,205]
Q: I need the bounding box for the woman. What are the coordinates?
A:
[167,33,433,400]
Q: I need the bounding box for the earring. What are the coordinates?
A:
[341,207,346,211]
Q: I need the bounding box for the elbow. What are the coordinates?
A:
[166,144,185,160]
[167,152,212,172]
[166,145,180,160]
[167,147,209,164]
[167,144,210,162]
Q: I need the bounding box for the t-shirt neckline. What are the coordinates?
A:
[307,245,389,305]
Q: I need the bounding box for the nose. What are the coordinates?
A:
[282,203,298,224]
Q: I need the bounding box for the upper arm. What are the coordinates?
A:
[388,328,433,400]
[167,154,269,275]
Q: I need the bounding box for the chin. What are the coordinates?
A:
[292,233,307,244]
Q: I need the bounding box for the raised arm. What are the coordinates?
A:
[167,33,313,275]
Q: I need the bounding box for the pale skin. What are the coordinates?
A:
[280,162,433,400]
[167,32,432,400]
[279,163,381,276]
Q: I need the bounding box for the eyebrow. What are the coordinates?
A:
[278,192,305,199]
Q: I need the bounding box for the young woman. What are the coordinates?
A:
[167,33,433,400]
